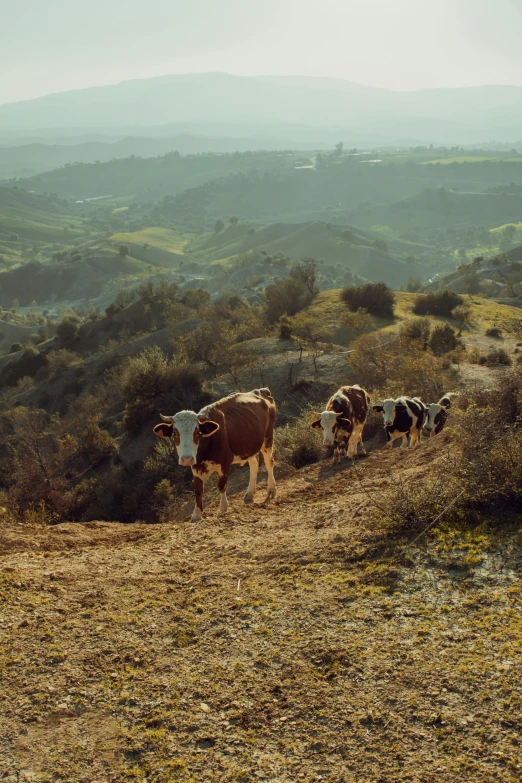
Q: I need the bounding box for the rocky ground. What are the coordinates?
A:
[0,437,521,782]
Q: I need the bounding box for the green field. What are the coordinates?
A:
[110,227,191,254]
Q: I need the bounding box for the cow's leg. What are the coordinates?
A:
[261,445,276,499]
[358,428,367,455]
[410,429,421,449]
[332,447,340,464]
[191,476,204,523]
[400,433,409,449]
[217,474,229,513]
[244,456,258,504]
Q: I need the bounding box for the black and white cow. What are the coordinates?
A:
[372,396,428,449]
[425,393,456,437]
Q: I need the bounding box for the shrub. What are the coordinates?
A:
[485,327,503,338]
[265,278,314,323]
[151,479,177,523]
[117,348,207,434]
[482,348,512,366]
[10,342,22,354]
[412,290,463,317]
[347,331,457,399]
[46,349,79,375]
[57,314,81,347]
[80,420,117,466]
[278,315,293,339]
[275,415,323,469]
[341,282,395,317]
[118,244,130,256]
[428,323,460,356]
[399,316,431,343]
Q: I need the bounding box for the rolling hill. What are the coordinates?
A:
[190,221,430,288]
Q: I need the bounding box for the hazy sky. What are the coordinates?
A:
[2,0,522,104]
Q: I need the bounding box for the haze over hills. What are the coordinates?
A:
[2,73,522,146]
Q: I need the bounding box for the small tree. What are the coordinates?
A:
[289,258,319,298]
[451,304,473,335]
[290,313,332,372]
[214,219,225,234]
[119,244,130,257]
[229,216,239,225]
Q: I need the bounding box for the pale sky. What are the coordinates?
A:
[2,0,522,105]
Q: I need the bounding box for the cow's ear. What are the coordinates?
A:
[154,423,173,439]
[337,417,352,429]
[198,419,220,437]
[372,405,384,413]
[310,418,322,430]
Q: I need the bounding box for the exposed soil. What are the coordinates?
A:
[1,437,521,782]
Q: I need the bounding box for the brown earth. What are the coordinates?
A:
[1,435,521,783]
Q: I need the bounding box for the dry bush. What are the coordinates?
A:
[150,479,177,523]
[399,316,431,343]
[341,282,395,317]
[371,371,522,533]
[428,323,461,356]
[265,278,315,323]
[413,290,463,316]
[80,420,117,466]
[113,347,207,434]
[46,348,80,375]
[347,332,457,400]
[0,407,78,518]
[485,326,503,338]
[468,347,512,366]
[275,410,323,469]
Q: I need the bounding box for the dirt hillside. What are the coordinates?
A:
[1,436,521,783]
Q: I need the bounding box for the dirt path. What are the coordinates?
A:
[1,440,521,782]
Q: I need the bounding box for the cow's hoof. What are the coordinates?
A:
[190,515,202,524]
[243,494,254,504]
[265,488,276,500]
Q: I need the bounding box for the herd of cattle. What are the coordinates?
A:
[153,385,454,522]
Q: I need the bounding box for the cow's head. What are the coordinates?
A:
[311,410,352,447]
[153,410,220,466]
[372,399,398,427]
[425,402,448,434]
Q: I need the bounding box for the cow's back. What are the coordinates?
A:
[211,391,275,458]
[335,385,370,423]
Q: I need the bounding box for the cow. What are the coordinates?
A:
[153,388,276,523]
[425,393,456,437]
[372,396,428,450]
[311,384,370,463]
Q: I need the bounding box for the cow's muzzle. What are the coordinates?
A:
[179,456,195,467]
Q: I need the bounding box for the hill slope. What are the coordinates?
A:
[1,437,520,781]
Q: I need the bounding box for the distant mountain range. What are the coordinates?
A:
[1,73,522,146]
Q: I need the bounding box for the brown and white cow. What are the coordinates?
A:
[311,384,370,463]
[425,393,456,437]
[153,388,276,523]
[372,396,427,449]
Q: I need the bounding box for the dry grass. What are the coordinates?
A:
[1,439,521,782]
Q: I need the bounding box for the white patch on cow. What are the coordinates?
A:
[193,461,222,480]
[319,410,341,447]
[173,410,200,466]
